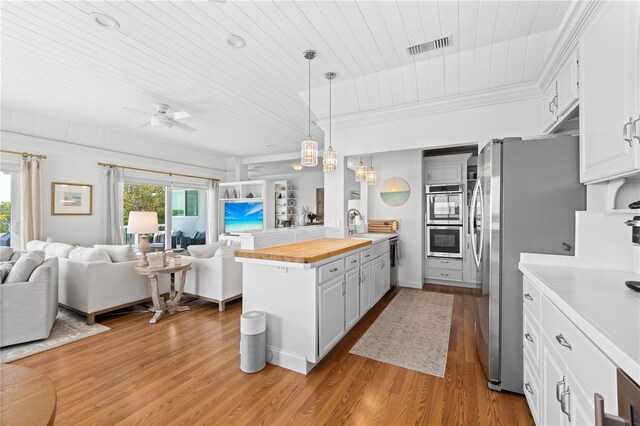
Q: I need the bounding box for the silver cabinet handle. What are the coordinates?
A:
[441,260,449,264]
[556,377,566,402]
[549,100,554,113]
[350,260,358,264]
[594,393,627,426]
[524,382,533,394]
[556,334,572,350]
[624,119,633,146]
[554,94,558,107]
[524,293,533,301]
[360,275,365,284]
[560,388,571,421]
[440,273,449,277]
[524,333,533,343]
[364,254,370,258]
[381,261,385,269]
[330,267,338,273]
[633,116,640,141]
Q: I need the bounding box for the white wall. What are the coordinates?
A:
[1,132,225,246]
[365,150,423,288]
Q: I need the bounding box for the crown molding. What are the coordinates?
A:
[537,0,604,92]
[315,82,542,131]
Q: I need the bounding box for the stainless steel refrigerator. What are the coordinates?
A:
[470,136,585,393]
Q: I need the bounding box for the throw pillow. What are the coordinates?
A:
[26,240,50,252]
[44,242,75,258]
[187,242,225,258]
[69,247,112,263]
[93,245,137,262]
[0,262,14,283]
[5,251,45,283]
[0,247,13,262]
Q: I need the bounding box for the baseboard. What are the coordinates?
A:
[424,279,481,289]
[266,345,313,375]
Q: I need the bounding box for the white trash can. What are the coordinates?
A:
[240,311,266,373]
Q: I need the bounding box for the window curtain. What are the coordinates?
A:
[205,180,220,242]
[19,157,43,249]
[103,167,124,244]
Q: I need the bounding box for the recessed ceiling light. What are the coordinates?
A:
[226,35,246,49]
[266,144,275,148]
[89,12,120,31]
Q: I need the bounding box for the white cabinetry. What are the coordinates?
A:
[345,267,360,331]
[579,1,640,183]
[359,261,371,316]
[542,82,559,133]
[522,275,618,425]
[425,163,462,184]
[318,275,345,358]
[371,256,382,304]
[542,50,580,134]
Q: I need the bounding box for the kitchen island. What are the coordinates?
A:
[235,237,392,374]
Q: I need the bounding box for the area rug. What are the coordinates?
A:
[350,289,454,377]
[1,308,110,363]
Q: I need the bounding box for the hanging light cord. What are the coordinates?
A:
[308,55,311,138]
[328,75,332,149]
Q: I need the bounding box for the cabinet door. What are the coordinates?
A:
[542,340,570,426]
[345,268,360,331]
[542,82,558,133]
[381,253,391,294]
[318,276,345,358]
[580,1,640,183]
[426,164,462,184]
[371,257,382,304]
[556,50,579,117]
[359,262,371,316]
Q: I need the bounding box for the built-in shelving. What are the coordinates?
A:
[274,180,296,228]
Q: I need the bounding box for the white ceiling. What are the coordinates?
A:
[1,1,571,158]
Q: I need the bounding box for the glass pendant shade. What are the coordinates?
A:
[355,159,367,182]
[323,146,337,173]
[292,162,303,171]
[301,138,318,167]
[366,167,377,185]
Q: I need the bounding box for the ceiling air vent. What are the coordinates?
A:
[406,35,451,56]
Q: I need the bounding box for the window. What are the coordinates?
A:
[0,173,12,247]
[172,190,198,216]
[123,183,166,248]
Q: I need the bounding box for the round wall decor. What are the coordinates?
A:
[379,177,410,207]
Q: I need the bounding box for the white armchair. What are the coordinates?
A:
[183,245,242,311]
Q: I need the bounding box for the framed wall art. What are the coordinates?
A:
[51,182,93,215]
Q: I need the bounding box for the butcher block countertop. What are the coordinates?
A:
[234,238,371,264]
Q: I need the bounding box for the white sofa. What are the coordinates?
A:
[1,255,58,347]
[183,244,242,311]
[27,240,170,324]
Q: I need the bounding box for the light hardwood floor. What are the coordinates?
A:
[13,285,534,425]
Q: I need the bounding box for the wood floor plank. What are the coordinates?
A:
[10,285,533,425]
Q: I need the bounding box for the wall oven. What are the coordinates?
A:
[426,184,463,225]
[426,225,464,258]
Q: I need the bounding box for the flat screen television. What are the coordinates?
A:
[224,201,264,233]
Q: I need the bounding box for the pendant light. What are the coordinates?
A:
[301,50,318,167]
[366,156,377,185]
[323,71,337,173]
[355,157,367,182]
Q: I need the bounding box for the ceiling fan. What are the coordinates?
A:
[124,103,196,132]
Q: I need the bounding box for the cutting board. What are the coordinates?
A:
[367,219,399,233]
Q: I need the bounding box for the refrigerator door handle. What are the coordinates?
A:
[470,179,483,270]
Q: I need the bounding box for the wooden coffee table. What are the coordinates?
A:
[0,364,56,426]
[135,260,192,324]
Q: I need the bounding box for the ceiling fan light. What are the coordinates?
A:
[301,138,318,167]
[292,162,303,171]
[355,160,367,182]
[150,115,173,129]
[366,167,377,185]
[323,146,337,173]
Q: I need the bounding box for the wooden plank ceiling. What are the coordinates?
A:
[1,1,571,157]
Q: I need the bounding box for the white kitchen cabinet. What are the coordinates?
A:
[579,0,640,183]
[542,339,570,426]
[381,255,390,294]
[359,261,371,316]
[371,256,382,304]
[318,275,345,358]
[542,82,559,133]
[345,268,360,331]
[425,163,462,184]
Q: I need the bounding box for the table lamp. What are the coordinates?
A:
[127,211,158,267]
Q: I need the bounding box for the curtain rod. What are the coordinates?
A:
[98,162,220,182]
[0,149,48,159]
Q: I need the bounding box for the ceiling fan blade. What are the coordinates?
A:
[123,106,150,115]
[135,120,151,128]
[172,121,196,132]
[169,111,191,121]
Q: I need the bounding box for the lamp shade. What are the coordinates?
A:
[127,211,159,234]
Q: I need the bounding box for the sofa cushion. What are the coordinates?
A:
[187,242,225,258]
[93,245,137,262]
[69,247,112,263]
[5,251,45,283]
[26,240,50,251]
[44,242,75,258]
[0,262,14,283]
[214,245,238,257]
[0,247,13,262]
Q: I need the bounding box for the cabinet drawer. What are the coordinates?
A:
[523,275,541,317]
[523,352,541,425]
[427,257,462,271]
[345,253,360,271]
[426,267,462,281]
[319,259,344,284]
[372,240,390,259]
[360,248,372,263]
[523,306,540,368]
